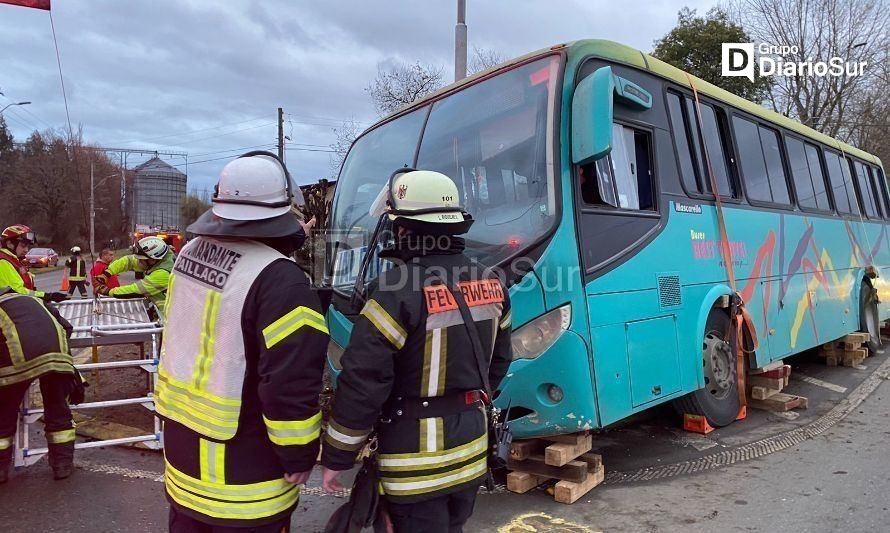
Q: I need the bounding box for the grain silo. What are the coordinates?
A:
[130,157,187,230]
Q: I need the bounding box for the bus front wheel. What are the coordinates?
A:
[673,310,741,427]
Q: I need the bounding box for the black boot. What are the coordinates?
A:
[48,441,74,480]
[0,447,11,484]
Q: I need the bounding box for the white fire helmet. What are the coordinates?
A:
[369,170,467,225]
[134,236,169,260]
[211,151,304,221]
[70,246,81,254]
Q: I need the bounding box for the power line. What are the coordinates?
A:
[190,143,277,158]
[284,112,364,125]
[154,121,277,147]
[285,147,337,153]
[0,94,53,130]
[114,114,276,144]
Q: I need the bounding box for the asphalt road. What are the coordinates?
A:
[33,264,135,296]
[2,358,889,532]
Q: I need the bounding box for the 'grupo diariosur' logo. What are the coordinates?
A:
[722,43,867,81]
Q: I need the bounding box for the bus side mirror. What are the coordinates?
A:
[571,66,653,164]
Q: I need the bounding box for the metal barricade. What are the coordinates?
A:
[14,297,163,467]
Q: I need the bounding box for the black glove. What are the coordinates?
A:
[68,368,87,405]
[42,292,69,303]
[94,274,108,286]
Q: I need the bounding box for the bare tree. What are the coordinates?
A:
[366,62,445,117]
[730,0,889,138]
[846,58,890,165]
[468,46,506,75]
[329,119,363,178]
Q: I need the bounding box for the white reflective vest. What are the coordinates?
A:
[156,237,283,440]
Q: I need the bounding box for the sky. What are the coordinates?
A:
[0,0,714,194]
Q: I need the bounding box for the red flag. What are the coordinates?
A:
[0,0,50,10]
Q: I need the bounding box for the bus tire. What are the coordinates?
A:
[673,310,741,427]
[859,282,882,353]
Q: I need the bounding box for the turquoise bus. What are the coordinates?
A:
[323,40,888,438]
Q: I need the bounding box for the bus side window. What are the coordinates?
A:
[823,150,858,215]
[732,117,790,205]
[579,123,654,211]
[786,136,831,211]
[850,160,879,219]
[697,103,735,198]
[666,92,701,194]
[875,167,890,220]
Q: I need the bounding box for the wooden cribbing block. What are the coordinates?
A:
[747,376,785,390]
[749,386,782,400]
[578,452,603,471]
[751,365,791,380]
[839,341,865,350]
[506,471,548,494]
[510,439,544,461]
[545,433,592,467]
[841,349,867,367]
[506,454,588,483]
[843,332,869,343]
[748,392,808,412]
[540,431,591,444]
[554,453,605,504]
[826,355,839,367]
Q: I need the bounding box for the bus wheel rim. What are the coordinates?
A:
[703,331,733,399]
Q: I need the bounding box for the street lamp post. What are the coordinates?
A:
[454,0,467,82]
[0,101,31,115]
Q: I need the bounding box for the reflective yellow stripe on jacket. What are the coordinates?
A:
[164,458,299,520]
[155,369,242,441]
[361,299,407,349]
[262,306,328,349]
[263,412,322,446]
[377,434,488,497]
[47,429,76,444]
[324,419,371,452]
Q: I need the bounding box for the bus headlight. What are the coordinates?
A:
[328,339,345,370]
[510,305,571,360]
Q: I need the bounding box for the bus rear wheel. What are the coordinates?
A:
[859,282,882,353]
[673,310,741,427]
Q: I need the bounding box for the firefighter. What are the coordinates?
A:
[65,246,88,298]
[156,151,328,532]
[94,236,174,316]
[321,170,513,533]
[0,225,68,303]
[0,286,81,483]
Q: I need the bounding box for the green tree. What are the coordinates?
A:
[652,7,772,101]
[180,194,210,228]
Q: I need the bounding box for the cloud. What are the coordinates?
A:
[0,0,711,194]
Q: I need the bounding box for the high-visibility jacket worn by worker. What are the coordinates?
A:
[157,237,328,527]
[104,251,174,313]
[65,256,86,282]
[0,249,45,299]
[0,288,72,387]
[0,287,76,478]
[322,246,513,503]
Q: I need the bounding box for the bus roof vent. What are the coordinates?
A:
[657,273,682,309]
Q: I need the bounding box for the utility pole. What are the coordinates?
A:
[89,162,96,260]
[278,107,285,162]
[454,0,467,82]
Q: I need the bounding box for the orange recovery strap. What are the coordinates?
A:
[686,73,759,411]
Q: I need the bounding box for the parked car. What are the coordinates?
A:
[25,247,59,267]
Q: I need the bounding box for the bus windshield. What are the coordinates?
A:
[328,55,561,295]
